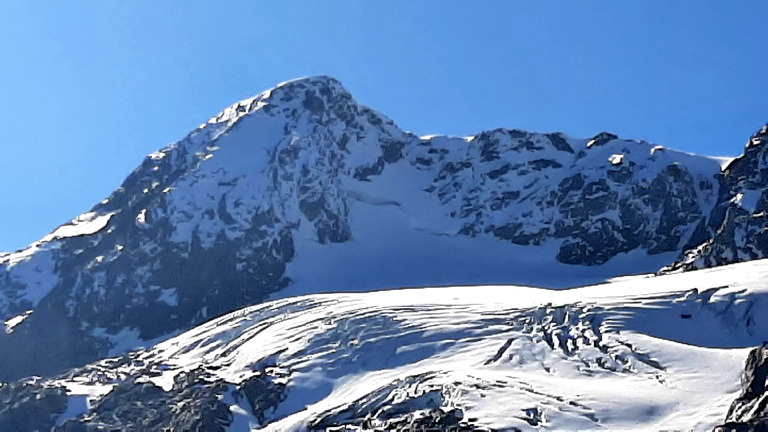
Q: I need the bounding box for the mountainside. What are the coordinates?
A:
[665,124,768,272]
[0,76,740,381]
[5,257,768,431]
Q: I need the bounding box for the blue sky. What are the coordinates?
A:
[2,1,767,251]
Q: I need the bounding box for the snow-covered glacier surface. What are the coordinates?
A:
[32,257,768,431]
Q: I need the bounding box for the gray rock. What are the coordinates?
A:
[715,344,768,432]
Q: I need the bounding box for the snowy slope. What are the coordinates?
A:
[0,76,729,380]
[8,256,768,431]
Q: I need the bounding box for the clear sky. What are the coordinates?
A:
[2,1,767,252]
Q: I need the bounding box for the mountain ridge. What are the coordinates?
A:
[0,75,758,381]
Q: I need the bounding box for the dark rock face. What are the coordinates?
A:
[232,372,288,424]
[417,129,719,265]
[28,362,288,432]
[665,125,768,273]
[0,76,725,380]
[715,344,768,431]
[0,378,68,432]
[51,369,232,432]
[587,131,619,148]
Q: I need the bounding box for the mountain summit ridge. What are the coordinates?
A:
[0,76,757,381]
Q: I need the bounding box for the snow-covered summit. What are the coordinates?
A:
[0,76,738,380]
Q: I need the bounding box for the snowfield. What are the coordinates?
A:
[48,257,768,430]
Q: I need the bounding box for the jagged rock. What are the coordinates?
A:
[665,125,768,273]
[0,378,68,432]
[232,371,288,424]
[715,344,768,432]
[309,374,494,432]
[53,368,232,432]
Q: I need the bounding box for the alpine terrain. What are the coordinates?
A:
[0,76,767,431]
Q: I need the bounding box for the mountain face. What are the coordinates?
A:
[665,125,768,272]
[5,257,768,431]
[0,76,736,381]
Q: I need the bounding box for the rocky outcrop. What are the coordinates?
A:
[715,344,768,431]
[422,129,719,266]
[0,378,68,432]
[665,125,768,273]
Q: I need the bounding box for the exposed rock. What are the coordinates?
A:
[53,368,232,432]
[0,378,68,432]
[664,125,768,273]
[715,344,768,431]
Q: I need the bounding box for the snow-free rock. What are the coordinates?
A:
[715,343,768,431]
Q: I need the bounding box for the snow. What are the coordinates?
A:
[736,189,762,212]
[158,288,178,306]
[91,327,146,357]
[281,197,680,298]
[40,211,115,242]
[0,76,753,430]
[44,257,767,430]
[55,395,89,427]
[3,309,32,333]
[2,245,59,308]
[135,209,148,227]
[708,155,737,170]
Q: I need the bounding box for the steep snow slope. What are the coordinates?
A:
[8,257,768,431]
[0,76,724,380]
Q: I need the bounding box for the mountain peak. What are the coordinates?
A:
[273,74,345,89]
[202,75,352,128]
[747,123,768,148]
[0,76,736,381]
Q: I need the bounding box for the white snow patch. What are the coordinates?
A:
[280,195,680,298]
[3,245,60,307]
[158,288,178,307]
[55,396,89,427]
[737,189,762,212]
[136,209,148,227]
[41,212,115,242]
[4,309,32,333]
[708,155,737,170]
